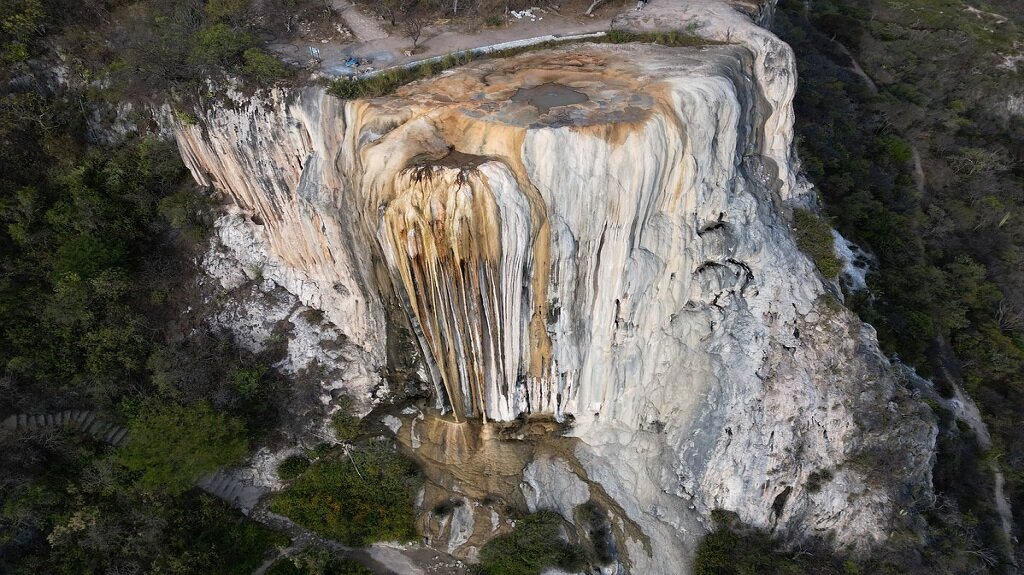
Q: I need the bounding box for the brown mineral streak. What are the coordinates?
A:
[324,49,664,421]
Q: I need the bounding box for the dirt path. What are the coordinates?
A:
[332,0,389,41]
[832,40,878,95]
[271,1,622,76]
[911,144,926,194]
[385,8,615,61]
[932,374,1018,556]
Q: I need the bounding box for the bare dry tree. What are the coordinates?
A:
[402,14,425,48]
[585,0,608,15]
[997,299,1024,333]
[376,0,408,26]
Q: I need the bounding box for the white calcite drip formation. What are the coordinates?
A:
[378,163,534,422]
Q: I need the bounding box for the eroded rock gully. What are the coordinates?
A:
[172,3,937,571]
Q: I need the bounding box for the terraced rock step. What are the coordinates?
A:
[1,410,129,446]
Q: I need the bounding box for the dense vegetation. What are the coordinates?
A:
[117,401,250,494]
[278,454,313,480]
[692,508,1003,575]
[792,208,841,278]
[0,0,292,97]
[0,0,308,571]
[0,402,285,570]
[694,513,851,575]
[474,510,586,575]
[773,0,1023,570]
[269,441,423,546]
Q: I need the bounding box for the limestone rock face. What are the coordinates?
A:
[173,2,936,571]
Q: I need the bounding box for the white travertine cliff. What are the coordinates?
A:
[172,1,936,572]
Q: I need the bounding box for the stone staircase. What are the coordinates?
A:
[196,469,268,514]
[3,410,269,514]
[1,410,129,446]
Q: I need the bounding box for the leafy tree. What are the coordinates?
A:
[243,48,290,82]
[190,23,256,67]
[0,0,45,66]
[206,0,252,25]
[117,402,249,494]
[277,454,311,480]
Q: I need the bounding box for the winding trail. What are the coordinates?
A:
[832,42,929,196]
[2,409,271,515]
[939,385,1017,554]
[911,144,926,194]
[332,0,389,41]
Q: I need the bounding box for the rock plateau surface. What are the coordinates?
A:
[172,1,937,572]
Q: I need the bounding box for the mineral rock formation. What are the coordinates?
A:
[173,1,936,572]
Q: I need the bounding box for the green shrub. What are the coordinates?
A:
[233,365,268,399]
[793,209,841,278]
[604,29,635,43]
[117,402,249,494]
[269,441,422,546]
[603,28,713,47]
[173,109,199,125]
[694,527,799,575]
[573,501,614,565]
[874,134,913,165]
[243,48,289,82]
[162,494,289,574]
[328,78,364,99]
[278,454,311,480]
[806,468,834,493]
[205,0,251,23]
[52,234,125,279]
[476,511,585,575]
[191,23,257,67]
[300,308,326,324]
[158,186,214,242]
[331,396,361,442]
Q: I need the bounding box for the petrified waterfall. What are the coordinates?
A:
[379,162,535,422]
[172,2,937,571]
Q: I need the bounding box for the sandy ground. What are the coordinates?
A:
[268,0,629,76]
